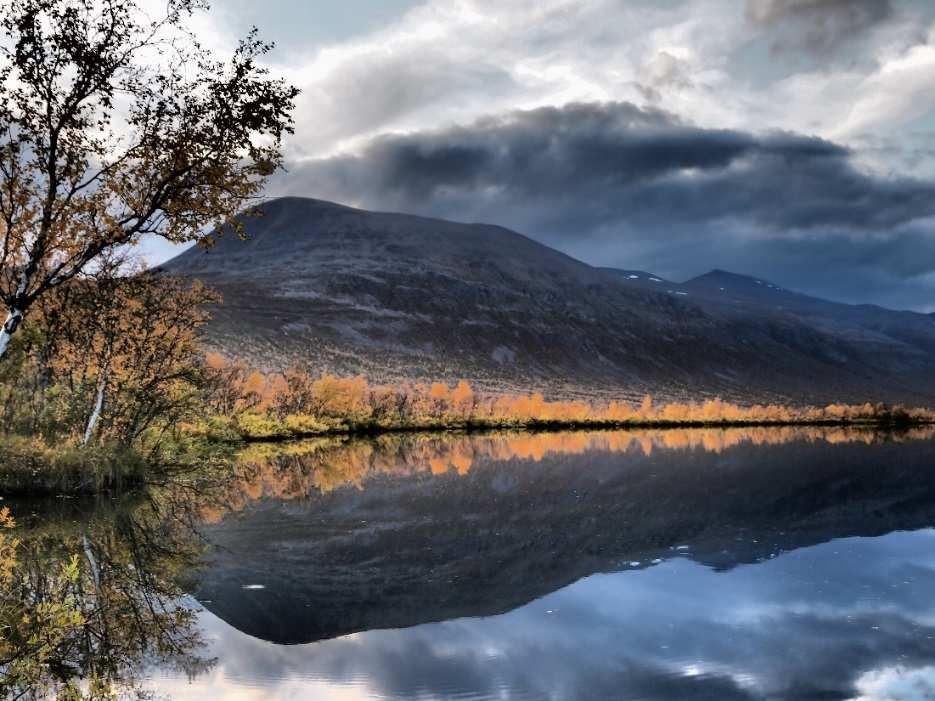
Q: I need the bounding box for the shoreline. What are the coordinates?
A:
[231,415,935,444]
[4,416,934,497]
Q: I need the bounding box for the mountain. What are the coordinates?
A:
[162,197,935,403]
[681,269,935,362]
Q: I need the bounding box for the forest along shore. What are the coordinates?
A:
[2,363,934,496]
[3,280,934,496]
[185,360,935,442]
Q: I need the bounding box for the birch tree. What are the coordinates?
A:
[0,260,217,443]
[0,0,297,360]
[55,267,217,446]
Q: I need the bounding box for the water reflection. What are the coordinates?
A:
[212,424,935,513]
[163,530,935,700]
[0,494,212,699]
[5,426,935,700]
[195,427,935,647]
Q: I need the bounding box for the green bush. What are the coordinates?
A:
[234,412,290,440]
[283,414,331,436]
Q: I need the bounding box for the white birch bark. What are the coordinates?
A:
[82,373,107,446]
[82,534,101,592]
[0,269,33,360]
[0,309,23,359]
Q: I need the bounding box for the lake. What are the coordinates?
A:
[8,426,935,700]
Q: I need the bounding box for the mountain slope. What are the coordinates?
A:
[162,197,935,403]
[682,269,935,360]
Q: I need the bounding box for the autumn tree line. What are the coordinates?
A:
[189,355,935,441]
[0,247,932,496]
[1,261,933,466]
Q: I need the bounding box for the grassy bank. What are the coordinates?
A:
[0,436,150,495]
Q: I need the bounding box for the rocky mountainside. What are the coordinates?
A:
[162,197,935,403]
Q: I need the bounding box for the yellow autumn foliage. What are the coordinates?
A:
[199,357,935,440]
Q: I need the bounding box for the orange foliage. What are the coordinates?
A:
[196,424,935,522]
[202,358,935,433]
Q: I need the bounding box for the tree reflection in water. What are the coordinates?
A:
[2,424,934,698]
[208,424,935,518]
[0,492,213,700]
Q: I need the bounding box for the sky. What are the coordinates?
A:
[146,0,935,312]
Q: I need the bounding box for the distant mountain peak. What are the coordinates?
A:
[598,268,673,287]
[688,269,782,289]
[680,269,802,303]
[258,195,352,210]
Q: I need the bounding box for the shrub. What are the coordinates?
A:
[283,414,330,436]
[234,413,290,440]
[0,437,147,494]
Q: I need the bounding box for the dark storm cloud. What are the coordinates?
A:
[747,0,893,27]
[746,0,895,54]
[278,101,935,310]
[286,100,934,233]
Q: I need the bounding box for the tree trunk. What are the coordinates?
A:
[0,309,23,359]
[82,534,102,593]
[83,373,107,446]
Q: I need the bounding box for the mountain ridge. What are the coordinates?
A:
[162,196,935,403]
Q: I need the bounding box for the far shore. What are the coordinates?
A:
[3,411,933,497]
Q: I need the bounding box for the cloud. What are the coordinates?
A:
[285,100,934,229]
[198,1,935,171]
[746,0,893,27]
[746,0,895,54]
[133,1,935,310]
[636,51,695,103]
[206,0,935,160]
[272,100,935,310]
[232,0,755,159]
[831,34,935,140]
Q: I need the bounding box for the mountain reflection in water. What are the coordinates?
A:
[195,426,935,647]
[6,425,935,700]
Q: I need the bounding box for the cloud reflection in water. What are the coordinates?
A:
[153,529,935,700]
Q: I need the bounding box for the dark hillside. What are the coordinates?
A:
[163,197,935,403]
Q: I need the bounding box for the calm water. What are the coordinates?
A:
[11,426,935,700]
